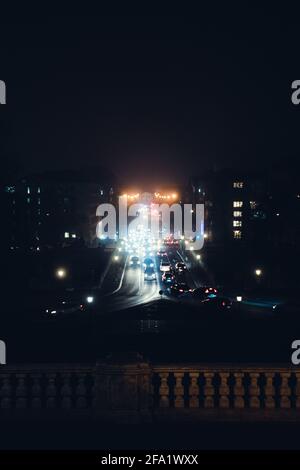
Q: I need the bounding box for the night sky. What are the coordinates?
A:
[1,5,300,186]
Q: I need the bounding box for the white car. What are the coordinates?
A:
[160,259,171,272]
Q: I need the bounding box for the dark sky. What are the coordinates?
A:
[1,5,300,186]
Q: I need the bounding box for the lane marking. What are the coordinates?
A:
[104,255,128,297]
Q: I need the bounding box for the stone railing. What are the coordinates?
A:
[151,364,300,422]
[0,360,300,422]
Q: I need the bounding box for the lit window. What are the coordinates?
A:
[64,232,70,239]
[72,234,76,239]
[198,188,201,193]
[250,201,257,209]
[233,201,243,208]
[5,186,16,193]
[27,187,30,194]
[38,198,41,205]
[233,211,242,217]
[233,182,244,188]
[233,230,242,239]
[233,220,242,227]
[37,187,41,194]
[27,197,30,204]
[100,189,104,196]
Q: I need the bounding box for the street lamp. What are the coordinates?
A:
[56,268,67,279]
[255,269,262,277]
[86,296,94,304]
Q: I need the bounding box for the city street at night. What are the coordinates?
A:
[2,6,300,463]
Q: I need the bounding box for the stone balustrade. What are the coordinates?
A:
[152,365,300,413]
[0,361,300,422]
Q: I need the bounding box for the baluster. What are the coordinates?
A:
[279,372,291,408]
[249,373,260,408]
[46,373,57,408]
[295,372,300,408]
[219,372,230,408]
[189,372,199,408]
[0,374,12,409]
[233,373,245,408]
[15,373,27,408]
[75,374,87,409]
[61,373,72,409]
[174,372,184,408]
[264,373,275,409]
[31,374,42,408]
[203,372,215,408]
[159,373,170,408]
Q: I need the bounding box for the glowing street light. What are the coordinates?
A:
[114,255,119,261]
[86,296,94,304]
[236,296,243,302]
[196,254,201,260]
[56,268,67,279]
[255,269,262,277]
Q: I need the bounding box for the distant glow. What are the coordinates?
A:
[64,232,70,239]
[255,269,262,277]
[114,255,119,261]
[56,268,67,279]
[236,296,243,302]
[86,296,94,304]
[196,254,201,260]
[72,234,76,239]
[233,201,243,208]
[203,233,208,239]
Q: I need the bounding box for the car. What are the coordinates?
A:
[162,272,175,284]
[164,237,179,247]
[175,262,187,272]
[144,267,156,281]
[169,282,193,296]
[190,286,218,300]
[199,296,232,310]
[45,300,85,318]
[143,257,154,268]
[160,258,171,272]
[157,247,168,257]
[129,255,140,267]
